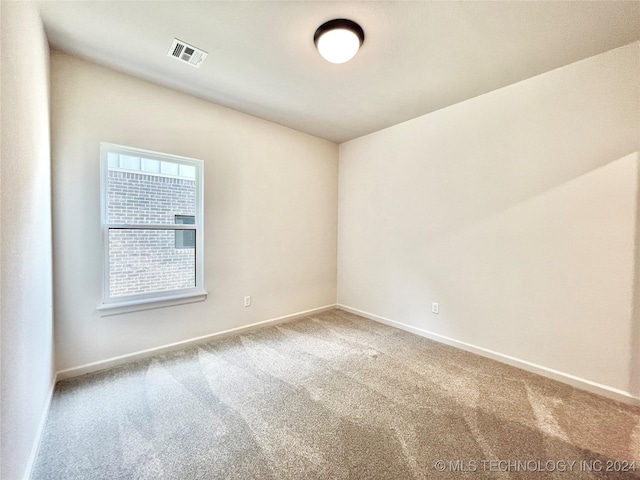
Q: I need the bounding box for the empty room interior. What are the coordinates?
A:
[2,1,640,478]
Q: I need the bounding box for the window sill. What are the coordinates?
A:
[97,291,207,316]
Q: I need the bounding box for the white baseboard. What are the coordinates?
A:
[24,373,57,480]
[56,304,337,381]
[337,304,640,408]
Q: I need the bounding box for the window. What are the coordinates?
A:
[175,215,195,248]
[98,143,206,314]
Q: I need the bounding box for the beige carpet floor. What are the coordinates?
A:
[33,308,640,479]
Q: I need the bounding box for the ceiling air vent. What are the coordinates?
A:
[168,38,207,68]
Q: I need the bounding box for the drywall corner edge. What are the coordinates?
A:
[23,375,57,480]
[337,304,640,408]
[631,150,640,398]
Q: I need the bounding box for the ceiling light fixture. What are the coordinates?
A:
[314,19,364,64]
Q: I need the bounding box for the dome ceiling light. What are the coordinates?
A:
[314,19,365,64]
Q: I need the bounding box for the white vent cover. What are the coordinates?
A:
[168,38,207,68]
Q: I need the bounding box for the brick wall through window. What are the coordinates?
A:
[107,170,196,297]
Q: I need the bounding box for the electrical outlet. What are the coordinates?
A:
[431,302,439,314]
[244,296,251,307]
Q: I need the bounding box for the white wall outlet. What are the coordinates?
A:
[431,302,439,314]
[244,296,251,307]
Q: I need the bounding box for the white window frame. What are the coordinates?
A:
[97,142,206,315]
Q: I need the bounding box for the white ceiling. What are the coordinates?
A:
[37,1,640,144]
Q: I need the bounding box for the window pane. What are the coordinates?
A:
[108,152,119,169]
[175,230,196,249]
[179,164,196,178]
[120,155,141,170]
[141,158,160,173]
[175,215,196,248]
[108,229,195,297]
[175,215,195,225]
[160,161,179,176]
[107,159,196,224]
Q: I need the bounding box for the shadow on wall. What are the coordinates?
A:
[419,153,638,393]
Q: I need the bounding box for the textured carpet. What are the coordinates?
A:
[34,308,640,479]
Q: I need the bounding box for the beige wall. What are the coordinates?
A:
[0,2,55,479]
[50,52,338,372]
[338,43,640,399]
